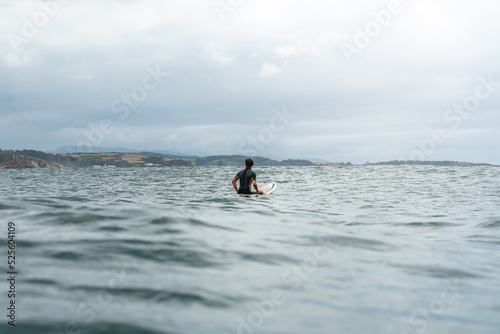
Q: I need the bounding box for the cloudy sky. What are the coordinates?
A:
[1,0,499,163]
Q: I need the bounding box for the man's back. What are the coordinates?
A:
[235,168,256,194]
[231,158,264,195]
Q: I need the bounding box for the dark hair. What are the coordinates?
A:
[245,158,254,168]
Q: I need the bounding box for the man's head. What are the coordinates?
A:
[245,158,254,168]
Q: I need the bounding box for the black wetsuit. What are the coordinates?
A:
[238,168,254,194]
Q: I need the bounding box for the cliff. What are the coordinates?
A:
[0,152,60,169]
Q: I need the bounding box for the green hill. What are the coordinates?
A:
[3,150,194,168]
[364,160,497,167]
[67,152,193,167]
[280,159,314,166]
[194,155,280,166]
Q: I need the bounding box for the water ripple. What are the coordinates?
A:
[1,166,499,334]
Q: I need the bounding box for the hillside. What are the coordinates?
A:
[364,160,498,167]
[193,156,315,166]
[67,153,194,167]
[3,149,497,169]
[0,152,59,169]
[195,155,280,166]
[4,150,193,168]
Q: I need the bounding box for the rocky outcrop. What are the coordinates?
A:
[0,153,60,169]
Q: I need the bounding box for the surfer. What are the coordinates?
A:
[232,158,264,195]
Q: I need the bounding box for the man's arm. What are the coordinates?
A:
[253,180,264,194]
[232,178,239,192]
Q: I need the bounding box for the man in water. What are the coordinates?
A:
[232,158,264,195]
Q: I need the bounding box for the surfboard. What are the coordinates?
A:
[233,182,277,197]
[259,181,276,195]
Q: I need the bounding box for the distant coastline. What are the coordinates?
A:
[0,151,59,169]
[0,149,497,169]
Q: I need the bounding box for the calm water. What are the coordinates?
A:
[1,166,499,334]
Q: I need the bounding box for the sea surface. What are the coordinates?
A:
[1,165,499,334]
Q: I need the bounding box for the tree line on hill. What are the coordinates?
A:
[1,149,495,168]
[194,155,314,166]
[4,150,314,168]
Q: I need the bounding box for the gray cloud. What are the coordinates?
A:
[1,0,499,163]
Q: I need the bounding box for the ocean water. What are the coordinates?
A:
[1,165,499,334]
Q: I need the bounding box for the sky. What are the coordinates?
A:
[1,0,499,164]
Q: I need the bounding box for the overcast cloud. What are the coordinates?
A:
[1,0,499,163]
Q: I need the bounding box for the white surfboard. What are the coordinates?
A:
[259,182,276,195]
[233,182,277,197]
